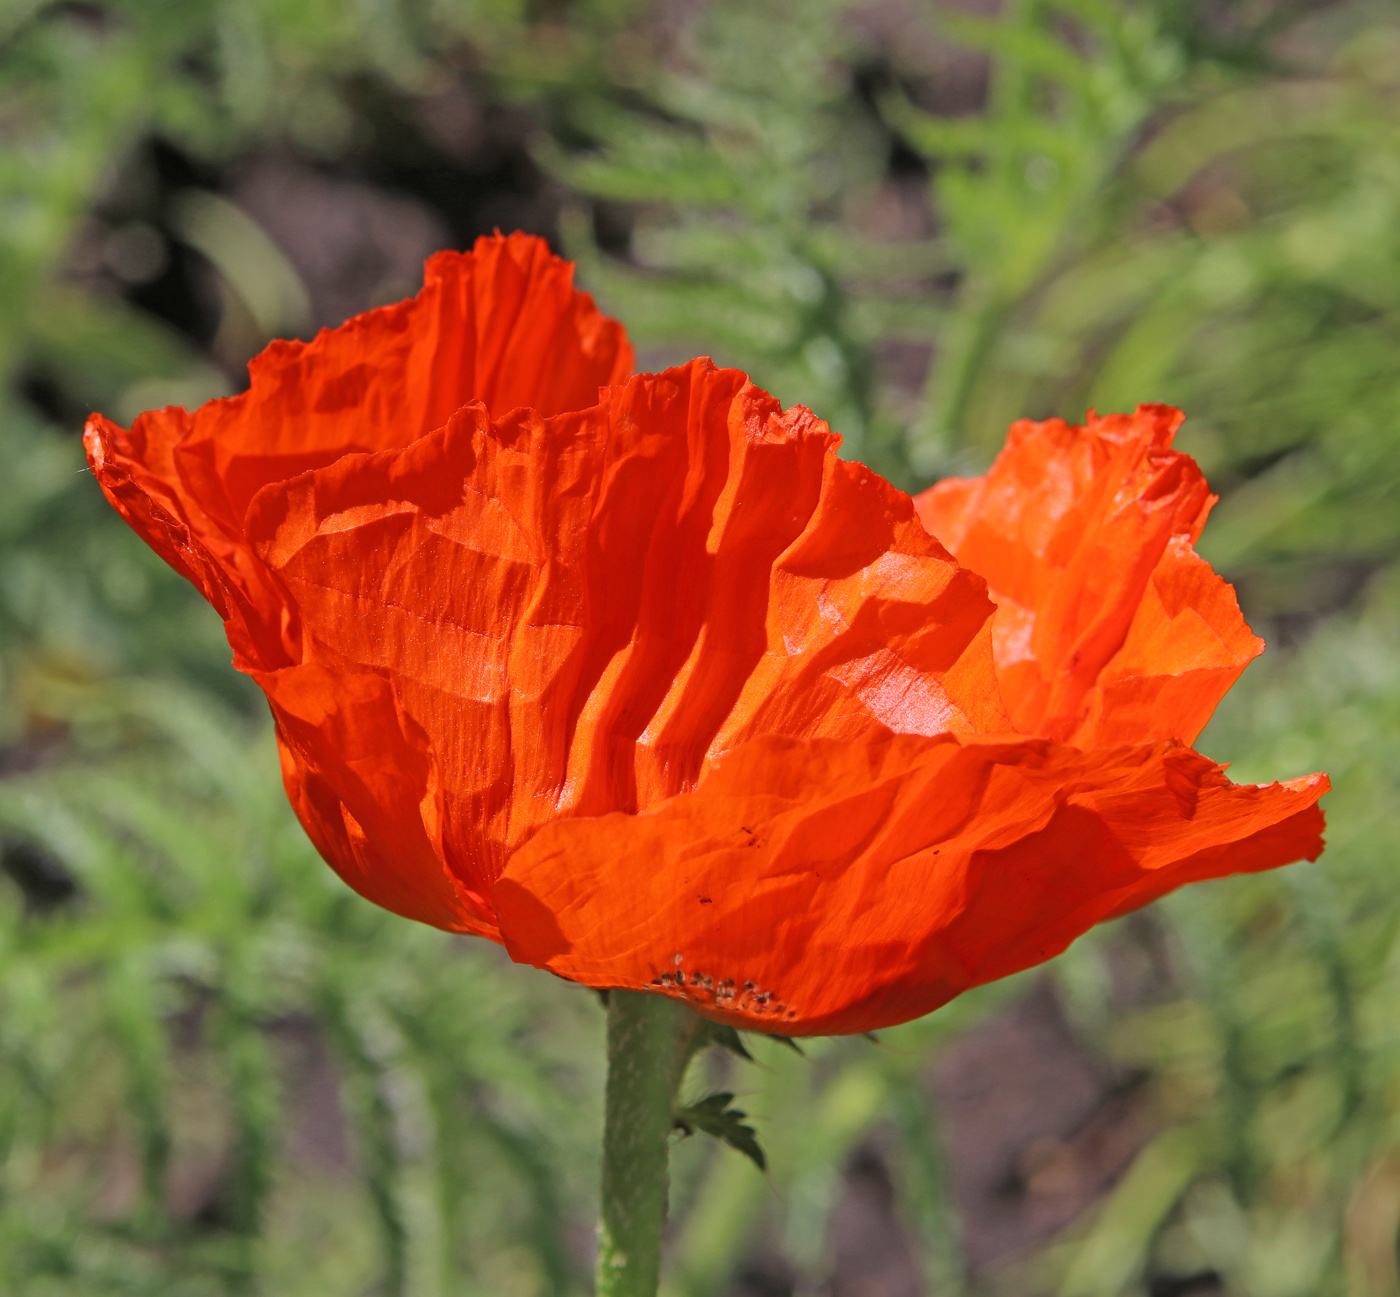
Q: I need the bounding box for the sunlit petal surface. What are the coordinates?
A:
[85,236,1328,1034]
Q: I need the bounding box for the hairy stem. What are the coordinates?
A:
[596,990,697,1297]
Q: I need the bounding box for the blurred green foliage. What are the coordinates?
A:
[3,0,1400,1294]
[0,682,605,1295]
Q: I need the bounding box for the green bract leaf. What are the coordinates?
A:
[673,1092,767,1172]
[701,1022,754,1062]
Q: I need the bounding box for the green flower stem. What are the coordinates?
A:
[596,989,700,1297]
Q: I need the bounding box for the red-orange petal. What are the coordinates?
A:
[241,359,1006,920]
[83,233,633,673]
[494,731,1328,1035]
[261,662,497,936]
[914,406,1261,746]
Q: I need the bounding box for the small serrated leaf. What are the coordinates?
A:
[704,1022,754,1062]
[764,1033,804,1055]
[674,1091,767,1171]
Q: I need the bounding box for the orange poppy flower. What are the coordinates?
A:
[86,233,1327,1036]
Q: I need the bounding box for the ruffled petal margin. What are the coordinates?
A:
[915,406,1262,747]
[84,233,633,674]
[494,731,1328,1036]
